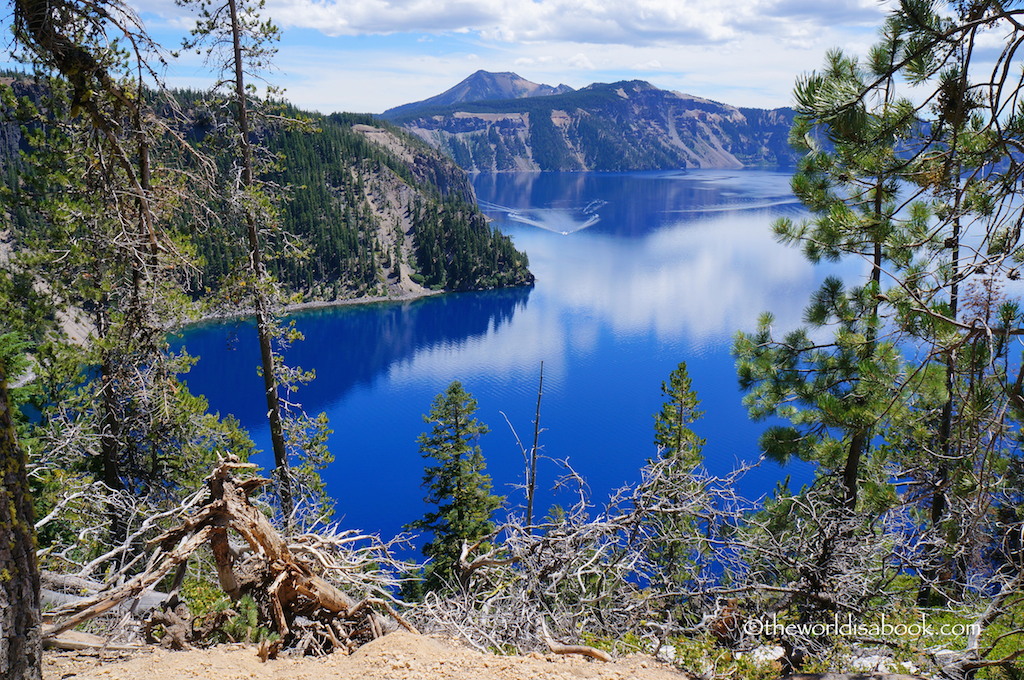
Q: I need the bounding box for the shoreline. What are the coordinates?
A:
[173,288,446,332]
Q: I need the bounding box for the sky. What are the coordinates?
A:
[32,0,895,115]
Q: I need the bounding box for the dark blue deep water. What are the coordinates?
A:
[174,169,835,541]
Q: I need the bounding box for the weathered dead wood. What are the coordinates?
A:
[344,598,418,634]
[195,463,366,630]
[44,525,216,638]
[256,637,282,662]
[41,572,107,593]
[40,571,167,615]
[543,637,613,662]
[209,526,240,599]
[144,602,191,650]
[457,536,515,585]
[538,616,612,663]
[268,570,290,637]
[43,630,142,652]
[42,460,409,653]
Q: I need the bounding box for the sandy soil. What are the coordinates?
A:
[43,631,691,680]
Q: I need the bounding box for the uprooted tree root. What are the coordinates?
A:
[42,460,416,657]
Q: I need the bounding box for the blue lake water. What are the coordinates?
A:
[174,169,834,541]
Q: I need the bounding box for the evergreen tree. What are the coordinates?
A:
[734,43,924,511]
[178,0,297,521]
[0,363,41,680]
[4,0,258,563]
[407,381,503,592]
[645,362,706,610]
[869,1,1020,606]
[735,3,1024,646]
[653,361,704,469]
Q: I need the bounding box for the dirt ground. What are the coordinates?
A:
[43,631,693,680]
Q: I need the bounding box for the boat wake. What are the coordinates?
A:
[478,199,607,235]
[663,198,801,214]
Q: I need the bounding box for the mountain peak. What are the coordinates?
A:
[380,71,574,119]
[385,78,798,171]
[468,69,513,78]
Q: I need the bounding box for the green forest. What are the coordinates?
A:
[2,1,1024,680]
[0,82,532,303]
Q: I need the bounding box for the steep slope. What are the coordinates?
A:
[191,107,533,298]
[390,80,797,171]
[381,70,573,120]
[0,80,533,302]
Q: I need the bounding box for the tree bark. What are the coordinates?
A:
[226,0,293,524]
[526,361,543,528]
[0,365,42,680]
[842,431,866,511]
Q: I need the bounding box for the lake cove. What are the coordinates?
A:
[176,169,843,542]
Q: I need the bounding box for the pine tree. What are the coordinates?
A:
[734,43,923,511]
[735,4,1024,643]
[645,362,705,607]
[178,0,297,521]
[407,381,502,592]
[5,0,256,559]
[869,2,1015,605]
[0,362,41,680]
[653,361,704,469]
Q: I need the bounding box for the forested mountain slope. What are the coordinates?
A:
[191,103,533,298]
[1,79,533,302]
[388,79,796,172]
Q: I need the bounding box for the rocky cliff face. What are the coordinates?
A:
[390,80,797,172]
[241,112,532,298]
[344,123,531,296]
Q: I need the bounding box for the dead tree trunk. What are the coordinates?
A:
[42,460,413,654]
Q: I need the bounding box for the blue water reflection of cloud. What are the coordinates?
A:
[388,206,821,390]
[179,170,832,541]
[397,172,835,391]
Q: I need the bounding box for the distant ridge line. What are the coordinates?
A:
[380,70,573,119]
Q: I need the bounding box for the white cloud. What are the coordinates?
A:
[262,31,826,113]
[568,53,596,70]
[633,59,663,70]
[269,0,498,36]
[127,0,894,113]
[479,0,740,45]
[134,0,889,45]
[195,0,889,47]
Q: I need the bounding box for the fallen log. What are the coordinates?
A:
[44,526,216,639]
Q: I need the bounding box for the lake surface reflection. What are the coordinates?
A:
[176,169,830,541]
